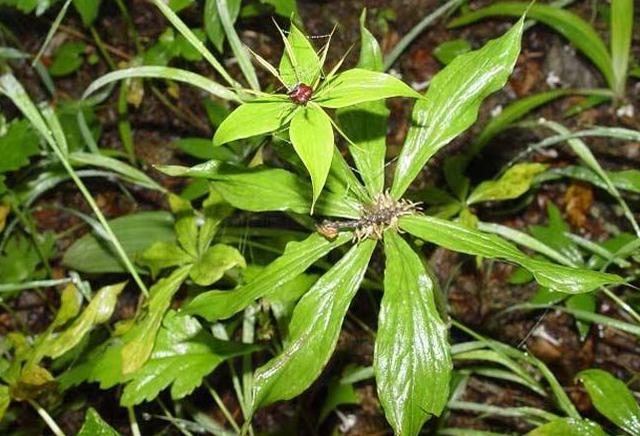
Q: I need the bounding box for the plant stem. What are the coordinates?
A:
[128,406,142,436]
[28,400,65,436]
[204,380,241,433]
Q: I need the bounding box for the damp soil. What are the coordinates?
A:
[1,0,639,434]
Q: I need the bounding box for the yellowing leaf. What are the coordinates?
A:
[44,282,126,359]
[467,163,546,204]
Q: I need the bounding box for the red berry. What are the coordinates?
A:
[288,83,313,105]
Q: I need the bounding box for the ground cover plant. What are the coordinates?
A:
[0,0,639,435]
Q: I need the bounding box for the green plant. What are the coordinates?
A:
[450,0,635,99]
[157,14,624,434]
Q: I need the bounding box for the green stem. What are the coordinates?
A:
[128,406,142,436]
[204,380,241,433]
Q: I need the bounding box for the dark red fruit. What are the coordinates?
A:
[288,83,313,105]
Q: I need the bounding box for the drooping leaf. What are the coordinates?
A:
[399,214,623,294]
[189,244,246,286]
[278,23,321,87]
[578,369,640,435]
[336,11,388,196]
[63,211,176,273]
[252,240,376,410]
[121,311,256,405]
[213,99,295,146]
[449,3,614,88]
[391,16,524,197]
[548,165,640,194]
[315,68,422,108]
[184,232,351,321]
[467,163,546,204]
[121,266,191,375]
[527,417,605,436]
[376,232,451,435]
[77,407,119,436]
[289,104,334,210]
[44,282,126,359]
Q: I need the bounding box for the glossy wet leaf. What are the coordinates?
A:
[63,211,175,273]
[376,233,451,435]
[400,214,623,294]
[190,243,246,286]
[185,233,351,321]
[121,266,191,375]
[77,408,119,436]
[449,3,613,87]
[289,104,334,209]
[315,68,422,108]
[252,240,376,410]
[279,23,321,87]
[121,312,256,405]
[202,166,360,218]
[579,368,640,435]
[44,282,126,359]
[336,12,387,195]
[527,417,605,436]
[213,99,294,146]
[392,17,524,197]
[467,163,546,204]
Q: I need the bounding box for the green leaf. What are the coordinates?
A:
[252,240,376,410]
[336,12,388,196]
[399,214,623,294]
[63,211,176,273]
[204,0,241,52]
[610,0,633,96]
[72,0,102,27]
[279,23,321,87]
[565,293,595,341]
[77,408,119,436]
[0,233,53,284]
[69,151,163,191]
[184,232,351,321]
[529,204,582,266]
[83,66,240,103]
[49,41,86,77]
[260,0,297,17]
[433,39,471,64]
[52,284,83,328]
[121,311,256,405]
[168,194,198,257]
[289,104,334,210]
[550,165,640,195]
[527,417,605,436]
[187,166,360,218]
[467,163,546,204]
[449,3,614,88]
[44,282,126,359]
[0,384,9,421]
[121,266,191,375]
[0,119,40,173]
[190,244,246,286]
[315,68,422,108]
[470,89,576,156]
[392,16,524,197]
[376,232,451,435]
[319,379,360,422]
[137,242,193,277]
[213,99,295,146]
[578,368,640,435]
